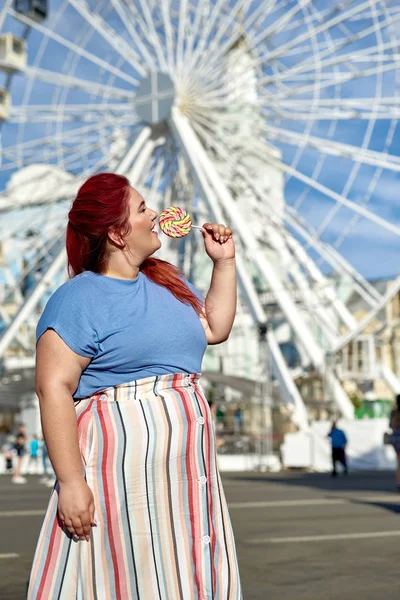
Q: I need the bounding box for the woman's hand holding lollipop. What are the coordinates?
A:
[158,206,235,263]
[200,222,234,263]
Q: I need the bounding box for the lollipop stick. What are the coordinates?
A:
[191,225,203,230]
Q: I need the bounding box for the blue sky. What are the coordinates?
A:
[0,0,399,280]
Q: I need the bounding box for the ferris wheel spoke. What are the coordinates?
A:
[110,1,160,68]
[2,130,120,172]
[109,0,157,72]
[251,1,335,66]
[63,141,118,172]
[175,0,189,75]
[6,129,120,177]
[253,0,380,62]
[246,0,314,53]
[143,153,167,207]
[127,138,163,188]
[159,0,176,72]
[284,207,383,305]
[283,233,358,330]
[258,8,400,89]
[332,120,397,249]
[1,116,134,165]
[349,5,400,20]
[252,2,330,57]
[262,123,400,173]
[265,96,400,120]
[179,0,212,80]
[257,233,342,342]
[67,0,147,78]
[265,108,400,120]
[81,152,118,178]
[188,0,250,78]
[285,208,383,307]
[259,37,400,87]
[10,103,133,124]
[265,57,400,102]
[261,47,398,99]
[188,0,227,66]
[9,7,139,87]
[135,0,169,71]
[20,66,135,101]
[268,152,400,237]
[243,0,279,31]
[61,126,128,161]
[190,0,248,74]
[0,0,13,30]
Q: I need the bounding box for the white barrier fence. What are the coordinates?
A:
[1,416,396,474]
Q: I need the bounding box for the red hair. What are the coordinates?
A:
[66,173,203,314]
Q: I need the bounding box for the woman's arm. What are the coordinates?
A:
[36,329,95,541]
[201,258,237,345]
[199,222,237,345]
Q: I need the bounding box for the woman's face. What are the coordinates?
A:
[121,186,161,262]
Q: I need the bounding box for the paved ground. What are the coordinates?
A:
[0,470,399,599]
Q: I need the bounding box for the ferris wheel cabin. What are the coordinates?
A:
[14,0,48,22]
[0,33,27,72]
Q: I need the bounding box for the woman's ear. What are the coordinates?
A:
[107,228,125,249]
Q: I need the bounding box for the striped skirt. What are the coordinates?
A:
[28,373,242,599]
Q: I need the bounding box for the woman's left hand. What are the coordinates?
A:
[201,223,235,263]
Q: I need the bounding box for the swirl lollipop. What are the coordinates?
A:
[158,206,202,238]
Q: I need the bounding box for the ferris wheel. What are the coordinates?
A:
[0,0,400,429]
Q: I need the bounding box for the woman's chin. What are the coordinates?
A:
[148,238,162,256]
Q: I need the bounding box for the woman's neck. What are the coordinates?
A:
[102,253,141,281]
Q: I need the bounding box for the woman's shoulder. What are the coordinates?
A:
[37,273,100,350]
[40,273,101,322]
[47,272,98,303]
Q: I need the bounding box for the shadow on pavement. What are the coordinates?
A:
[224,470,398,494]
[224,470,400,514]
[350,498,400,515]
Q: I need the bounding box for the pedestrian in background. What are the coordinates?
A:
[234,407,243,435]
[389,394,400,492]
[27,434,39,474]
[2,438,14,474]
[328,421,348,477]
[12,423,27,484]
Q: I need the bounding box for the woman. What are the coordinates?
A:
[28,173,242,599]
[390,394,400,492]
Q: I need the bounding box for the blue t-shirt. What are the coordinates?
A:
[328,428,347,449]
[36,271,207,398]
